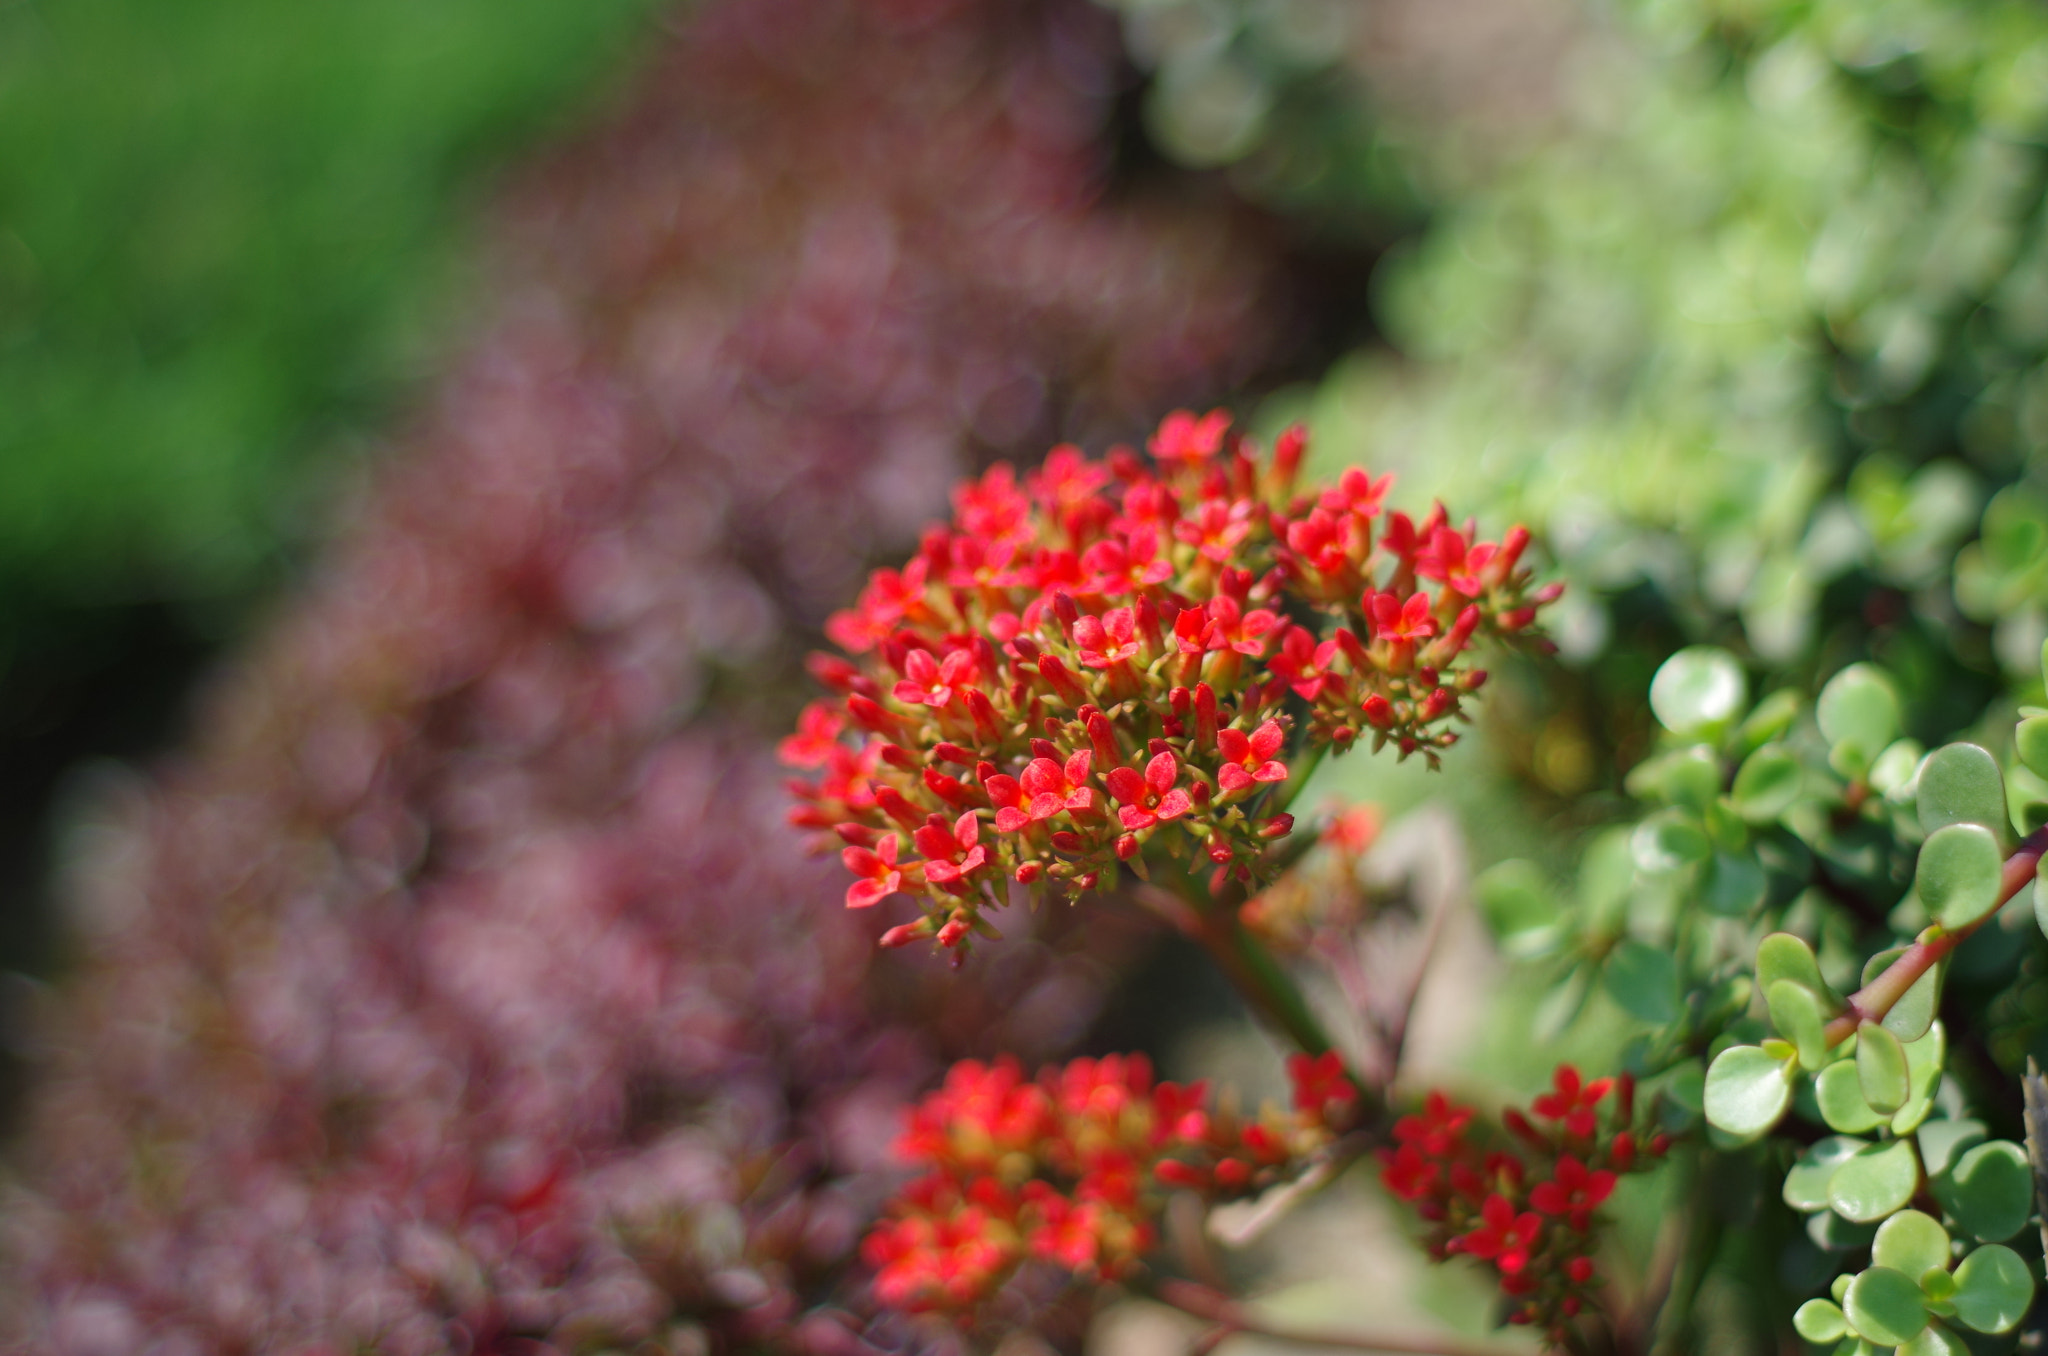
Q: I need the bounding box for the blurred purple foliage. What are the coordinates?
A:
[1,0,1289,1351]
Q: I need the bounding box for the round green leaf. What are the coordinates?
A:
[1857,1020,1910,1115]
[1650,646,1748,737]
[1605,939,1679,1024]
[1898,1322,1967,1356]
[1702,849,1768,917]
[1917,743,2008,839]
[1811,1210,1881,1252]
[1891,1022,1946,1137]
[1733,743,1802,821]
[1794,1299,1849,1344]
[1818,663,1902,776]
[1829,1139,1921,1223]
[1873,738,1927,799]
[2017,714,2048,781]
[1785,1136,1870,1211]
[1761,932,1832,997]
[1473,860,1562,958]
[1916,1118,1988,1177]
[1768,980,1831,1070]
[2004,758,2048,836]
[1859,947,1943,1045]
[1916,823,2005,931]
[1951,1244,2033,1333]
[1704,1043,1794,1137]
[1625,744,1722,812]
[1873,1210,1950,1278]
[1934,1141,2033,1243]
[1817,1058,1887,1135]
[1845,1265,1929,1345]
[1632,809,1711,874]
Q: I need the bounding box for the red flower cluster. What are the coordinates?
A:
[784,412,1556,949]
[1376,1066,1667,1344]
[863,1050,1357,1318]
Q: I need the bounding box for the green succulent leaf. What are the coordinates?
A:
[1856,1020,1910,1115]
[1932,1141,2033,1243]
[1785,1136,1870,1211]
[1811,1210,1881,1252]
[1817,1058,1887,1135]
[1732,742,1802,821]
[1872,1210,1950,1278]
[1701,849,1768,916]
[1761,932,1833,998]
[1818,664,1902,777]
[1605,939,1680,1024]
[1898,1322,1967,1356]
[1873,739,1926,800]
[1704,1043,1794,1137]
[1794,1298,1850,1344]
[2017,714,2048,781]
[1917,743,2007,838]
[1473,860,1563,959]
[1626,744,1722,811]
[1829,1139,1921,1223]
[1632,809,1711,874]
[1951,1244,2033,1333]
[1767,980,1831,1070]
[1844,1265,1929,1345]
[1650,646,1749,738]
[1915,823,2004,930]
[1916,1118,1988,1177]
[1861,947,1943,1044]
[1891,1022,1946,1136]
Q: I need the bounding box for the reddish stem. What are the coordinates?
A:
[1820,827,2048,1046]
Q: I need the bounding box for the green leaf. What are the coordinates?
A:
[1736,688,1802,751]
[1872,1210,1950,1278]
[1768,980,1831,1070]
[1732,743,1802,821]
[1704,1043,1794,1137]
[1605,939,1680,1024]
[1762,932,1831,996]
[1701,849,1768,916]
[1898,1322,1967,1356]
[1632,809,1711,874]
[1916,823,2005,931]
[1951,1244,2033,1333]
[1829,1139,1921,1223]
[1872,738,1927,800]
[1915,1118,1988,1177]
[1860,947,1943,1044]
[1650,646,1749,738]
[1818,664,1902,777]
[1810,1210,1880,1252]
[2017,714,2048,781]
[2004,758,2048,836]
[1625,744,1722,812]
[1857,1020,1910,1115]
[1785,1136,1870,1211]
[1844,1265,1929,1345]
[1933,1141,2033,1243]
[1891,1022,1946,1137]
[1917,743,2007,839]
[1473,860,1562,959]
[1794,1299,1849,1344]
[1817,1058,1887,1135]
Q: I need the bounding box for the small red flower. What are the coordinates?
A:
[1286,1050,1357,1121]
[1531,1065,1613,1139]
[1414,525,1501,598]
[1529,1155,1616,1230]
[1320,466,1393,519]
[1377,1144,1440,1201]
[1217,720,1290,792]
[1269,624,1343,700]
[1367,590,1438,644]
[915,811,989,887]
[778,701,846,768]
[1394,1092,1472,1158]
[1148,408,1232,465]
[1106,751,1193,831]
[842,835,904,909]
[1073,608,1142,667]
[1460,1195,1544,1275]
[893,646,980,708]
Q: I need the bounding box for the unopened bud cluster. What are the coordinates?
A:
[862,1051,1356,1317]
[783,411,1555,948]
[1377,1065,1668,1344]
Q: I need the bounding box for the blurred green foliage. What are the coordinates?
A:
[0,0,656,636]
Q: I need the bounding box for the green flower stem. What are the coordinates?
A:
[1821,827,2048,1047]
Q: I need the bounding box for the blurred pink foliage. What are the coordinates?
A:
[1,0,1288,1352]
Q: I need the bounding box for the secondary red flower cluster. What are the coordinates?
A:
[783,412,1556,949]
[1377,1065,1667,1344]
[863,1050,1357,1318]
